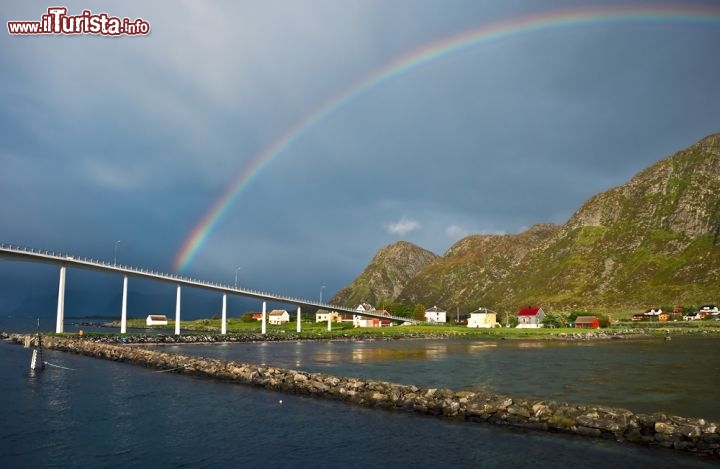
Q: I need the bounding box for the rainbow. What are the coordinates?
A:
[173,4,720,271]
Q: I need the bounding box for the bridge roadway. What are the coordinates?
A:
[0,244,416,334]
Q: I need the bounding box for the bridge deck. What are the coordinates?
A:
[0,244,417,324]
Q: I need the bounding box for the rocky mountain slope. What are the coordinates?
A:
[331,241,438,307]
[335,133,720,313]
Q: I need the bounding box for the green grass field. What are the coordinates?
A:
[94,317,720,340]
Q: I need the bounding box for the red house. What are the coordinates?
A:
[517,306,544,328]
[574,316,600,329]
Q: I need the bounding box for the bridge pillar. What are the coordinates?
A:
[327,312,332,332]
[175,285,181,335]
[296,306,301,333]
[221,294,227,335]
[55,263,66,334]
[261,301,267,335]
[120,275,128,334]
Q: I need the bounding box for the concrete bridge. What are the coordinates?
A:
[0,244,417,334]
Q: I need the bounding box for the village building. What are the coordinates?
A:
[351,303,375,325]
[315,310,341,323]
[146,314,168,326]
[354,309,391,328]
[467,308,498,328]
[574,316,599,329]
[424,306,447,323]
[268,309,290,325]
[516,306,544,328]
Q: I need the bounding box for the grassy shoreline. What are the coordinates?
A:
[70,317,720,341]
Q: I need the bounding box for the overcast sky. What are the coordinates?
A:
[1,0,719,317]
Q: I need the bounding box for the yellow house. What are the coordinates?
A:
[467,310,498,328]
[316,310,341,323]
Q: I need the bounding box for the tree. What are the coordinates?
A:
[542,312,568,328]
[413,304,426,321]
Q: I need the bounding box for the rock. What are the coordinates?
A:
[655,422,676,434]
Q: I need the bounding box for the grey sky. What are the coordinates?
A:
[1,0,719,316]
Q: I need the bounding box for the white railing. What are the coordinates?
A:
[0,243,418,323]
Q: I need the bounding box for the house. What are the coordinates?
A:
[658,312,671,322]
[645,307,662,316]
[467,309,497,328]
[146,314,168,326]
[574,316,599,329]
[354,310,391,328]
[516,306,544,328]
[700,304,719,316]
[683,311,697,321]
[316,310,341,323]
[352,303,376,325]
[695,310,711,320]
[424,306,447,323]
[631,313,649,321]
[252,313,263,321]
[268,309,290,325]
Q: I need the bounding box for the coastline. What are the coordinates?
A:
[4,333,719,459]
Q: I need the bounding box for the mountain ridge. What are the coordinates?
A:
[333,133,720,314]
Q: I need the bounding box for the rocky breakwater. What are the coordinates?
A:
[7,334,719,459]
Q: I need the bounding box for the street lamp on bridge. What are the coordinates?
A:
[235,267,242,289]
[114,240,121,266]
[320,285,326,303]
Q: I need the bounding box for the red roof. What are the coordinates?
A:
[517,306,541,317]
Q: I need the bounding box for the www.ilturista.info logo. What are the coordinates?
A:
[7,7,150,36]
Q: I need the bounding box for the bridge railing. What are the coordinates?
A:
[2,243,418,323]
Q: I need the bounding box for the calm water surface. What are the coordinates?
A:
[1,332,719,468]
[165,335,720,421]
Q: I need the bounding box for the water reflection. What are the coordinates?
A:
[169,336,720,421]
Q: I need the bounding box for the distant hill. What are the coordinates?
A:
[331,241,438,307]
[335,133,720,314]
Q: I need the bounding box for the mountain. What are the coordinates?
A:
[397,223,561,312]
[337,133,720,314]
[331,241,439,307]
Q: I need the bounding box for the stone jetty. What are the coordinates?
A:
[6,333,719,459]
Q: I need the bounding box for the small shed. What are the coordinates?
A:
[146,314,168,326]
[574,316,599,329]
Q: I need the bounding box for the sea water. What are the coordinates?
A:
[1,334,718,468]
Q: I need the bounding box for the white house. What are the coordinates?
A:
[354,309,391,328]
[424,306,447,323]
[268,309,290,325]
[516,306,544,328]
[316,310,341,323]
[146,314,168,326]
[467,309,497,328]
[352,303,375,325]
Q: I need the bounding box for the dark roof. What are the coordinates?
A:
[574,316,598,324]
[426,306,445,313]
